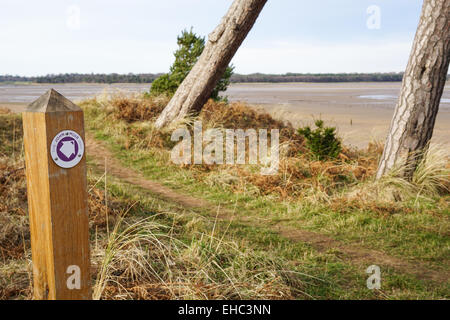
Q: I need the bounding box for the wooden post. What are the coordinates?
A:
[22,89,91,300]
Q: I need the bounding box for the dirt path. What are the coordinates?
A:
[86,135,449,284]
[86,135,210,210]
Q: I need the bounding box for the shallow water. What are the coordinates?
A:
[359,94,450,105]
[359,94,397,100]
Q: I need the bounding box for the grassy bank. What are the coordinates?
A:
[80,93,449,298]
[0,93,449,299]
[0,113,303,300]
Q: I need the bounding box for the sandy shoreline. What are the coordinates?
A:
[1,82,449,149]
[226,82,450,149]
[253,102,450,149]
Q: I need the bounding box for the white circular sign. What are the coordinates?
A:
[50,130,85,169]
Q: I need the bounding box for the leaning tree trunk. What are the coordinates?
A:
[154,0,267,129]
[376,0,450,180]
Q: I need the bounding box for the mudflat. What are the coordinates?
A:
[1,82,449,149]
[225,82,450,149]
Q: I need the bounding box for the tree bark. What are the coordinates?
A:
[376,0,450,180]
[154,0,267,129]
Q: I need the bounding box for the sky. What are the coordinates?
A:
[0,0,424,76]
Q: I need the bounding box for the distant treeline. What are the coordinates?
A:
[2,72,448,84]
[231,72,406,83]
[0,73,162,84]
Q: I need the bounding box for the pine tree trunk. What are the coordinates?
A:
[154,0,267,129]
[376,0,450,180]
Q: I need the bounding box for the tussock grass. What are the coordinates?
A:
[0,153,30,299]
[0,158,27,261]
[109,94,169,123]
[2,93,449,300]
[92,210,294,300]
[82,94,381,201]
[412,144,450,196]
[0,259,31,299]
[0,107,11,115]
[82,93,449,210]
[81,94,449,274]
[0,152,296,299]
[342,144,450,207]
[0,111,299,300]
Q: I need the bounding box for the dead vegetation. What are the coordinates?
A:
[82,95,450,224]
[0,159,27,262]
[2,94,449,300]
[93,95,384,199]
[0,110,297,300]
[110,94,169,123]
[200,99,305,157]
[91,212,295,300]
[0,156,131,299]
[0,154,297,300]
[83,93,449,207]
[0,107,11,115]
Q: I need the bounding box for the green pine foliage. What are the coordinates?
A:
[150,29,234,100]
[298,120,342,160]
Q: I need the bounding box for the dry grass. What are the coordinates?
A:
[0,107,11,115]
[0,157,31,299]
[92,212,294,300]
[412,144,450,196]
[71,95,450,299]
[109,94,169,123]
[200,100,305,158]
[0,158,27,262]
[0,146,296,300]
[86,94,450,204]
[309,144,449,222]
[1,94,449,300]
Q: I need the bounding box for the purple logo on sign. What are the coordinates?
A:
[51,130,84,169]
[56,136,79,162]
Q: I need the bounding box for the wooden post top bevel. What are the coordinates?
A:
[26,89,82,113]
